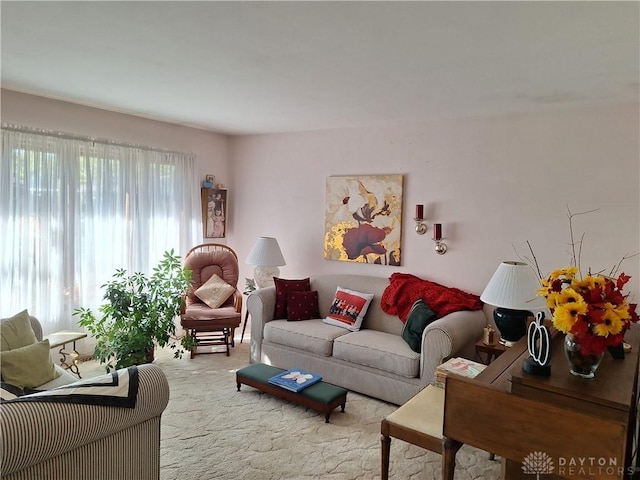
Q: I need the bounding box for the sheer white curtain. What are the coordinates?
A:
[0,126,201,333]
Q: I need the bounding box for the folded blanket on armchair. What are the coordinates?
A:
[1,366,139,408]
[381,273,483,323]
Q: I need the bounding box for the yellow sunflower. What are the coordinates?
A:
[542,291,561,309]
[552,301,588,333]
[549,266,578,281]
[571,278,593,293]
[585,275,606,291]
[556,288,584,306]
[593,305,626,337]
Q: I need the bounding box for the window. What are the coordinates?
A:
[0,127,200,332]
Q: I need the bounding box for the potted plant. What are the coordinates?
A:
[74,249,195,371]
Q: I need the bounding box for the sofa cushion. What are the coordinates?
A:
[39,365,80,390]
[274,277,311,319]
[287,291,320,321]
[1,310,38,351]
[194,273,235,309]
[264,319,349,357]
[0,339,61,389]
[323,287,374,331]
[402,299,438,353]
[333,330,420,378]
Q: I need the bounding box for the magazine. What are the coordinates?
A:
[432,357,486,388]
[268,369,323,393]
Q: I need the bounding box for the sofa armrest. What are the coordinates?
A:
[247,286,276,363]
[0,364,169,476]
[419,310,486,387]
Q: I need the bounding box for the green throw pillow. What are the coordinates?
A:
[0,339,60,389]
[401,299,438,353]
[1,310,37,352]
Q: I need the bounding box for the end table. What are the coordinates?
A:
[44,331,87,378]
[475,338,507,365]
[240,290,255,343]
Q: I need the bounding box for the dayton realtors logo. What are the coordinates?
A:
[522,451,632,478]
[522,451,555,479]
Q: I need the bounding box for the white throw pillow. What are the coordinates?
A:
[323,287,374,331]
[194,274,235,309]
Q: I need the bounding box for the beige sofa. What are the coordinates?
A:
[1,316,169,480]
[248,274,486,405]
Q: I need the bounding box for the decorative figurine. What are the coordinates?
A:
[522,311,551,376]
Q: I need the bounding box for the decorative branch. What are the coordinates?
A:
[566,206,598,277]
[526,241,543,279]
[609,253,640,278]
[512,243,540,279]
[518,206,637,284]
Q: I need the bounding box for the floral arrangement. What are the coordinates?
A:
[538,266,638,356]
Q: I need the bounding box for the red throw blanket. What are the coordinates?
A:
[381,273,483,323]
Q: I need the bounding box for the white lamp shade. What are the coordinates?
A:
[245,237,286,267]
[480,261,545,310]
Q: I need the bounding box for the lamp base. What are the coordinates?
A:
[493,307,532,347]
[498,337,519,348]
[254,266,280,289]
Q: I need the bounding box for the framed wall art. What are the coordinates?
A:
[324,174,403,265]
[202,188,227,238]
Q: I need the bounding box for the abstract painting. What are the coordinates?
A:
[324,174,403,265]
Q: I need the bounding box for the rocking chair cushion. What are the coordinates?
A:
[195,274,235,309]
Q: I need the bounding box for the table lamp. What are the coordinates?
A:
[480,261,545,347]
[245,237,286,288]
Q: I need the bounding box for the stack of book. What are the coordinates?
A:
[268,368,322,393]
[432,357,486,388]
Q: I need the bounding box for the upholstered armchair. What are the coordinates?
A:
[180,243,242,357]
[0,314,169,480]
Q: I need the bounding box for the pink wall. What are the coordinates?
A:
[3,89,638,297]
[1,89,230,249]
[229,105,640,297]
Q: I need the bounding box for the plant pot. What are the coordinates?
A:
[564,334,604,379]
[145,348,155,364]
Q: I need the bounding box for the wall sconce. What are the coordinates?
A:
[414,204,427,235]
[433,223,447,254]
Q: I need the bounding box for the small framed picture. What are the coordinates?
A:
[202,188,227,238]
[206,174,216,183]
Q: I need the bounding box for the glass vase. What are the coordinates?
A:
[564,334,604,379]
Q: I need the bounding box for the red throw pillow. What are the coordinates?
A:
[274,277,311,319]
[287,291,320,321]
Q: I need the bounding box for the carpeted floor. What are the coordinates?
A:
[79,338,501,480]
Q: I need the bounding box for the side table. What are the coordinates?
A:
[240,290,255,343]
[474,338,507,364]
[44,331,87,378]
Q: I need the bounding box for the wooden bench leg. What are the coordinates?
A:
[381,433,391,480]
[442,437,462,480]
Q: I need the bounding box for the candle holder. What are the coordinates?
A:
[414,204,427,235]
[433,223,447,254]
[434,241,447,254]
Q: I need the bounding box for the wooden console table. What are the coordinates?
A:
[443,325,640,480]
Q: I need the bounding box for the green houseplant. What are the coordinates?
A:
[74,249,195,371]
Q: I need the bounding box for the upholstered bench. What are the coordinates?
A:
[236,363,347,423]
[381,384,461,480]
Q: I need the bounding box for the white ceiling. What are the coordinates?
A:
[1,1,638,136]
